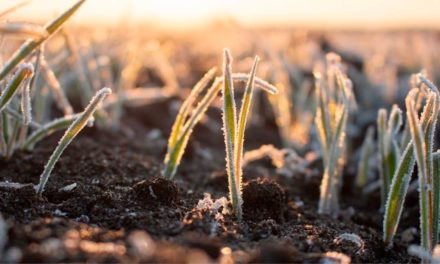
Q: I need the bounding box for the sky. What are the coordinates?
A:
[1,0,440,30]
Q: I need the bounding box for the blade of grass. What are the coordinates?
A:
[383,89,436,247]
[0,63,33,112]
[20,72,32,125]
[377,108,388,205]
[162,66,279,180]
[166,67,216,156]
[406,91,433,251]
[433,150,440,245]
[383,141,416,246]
[0,0,86,81]
[35,87,111,195]
[235,56,259,197]
[318,104,347,214]
[221,49,240,219]
[221,73,278,95]
[424,93,439,247]
[315,73,331,161]
[5,108,40,129]
[162,80,222,179]
[22,114,80,150]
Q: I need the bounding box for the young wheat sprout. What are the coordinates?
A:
[222,49,240,219]
[35,88,111,195]
[315,54,353,216]
[377,105,403,207]
[406,90,436,251]
[162,57,278,180]
[383,75,440,250]
[163,67,217,179]
[0,0,86,81]
[221,49,261,220]
[162,49,277,221]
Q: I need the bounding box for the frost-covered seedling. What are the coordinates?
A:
[0,63,34,158]
[0,0,86,81]
[35,88,111,195]
[162,54,278,180]
[383,75,440,251]
[377,105,403,206]
[162,67,217,179]
[407,90,439,251]
[221,49,262,220]
[314,53,355,215]
[0,0,86,158]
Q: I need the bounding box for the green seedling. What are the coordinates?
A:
[162,67,218,179]
[162,49,278,220]
[315,53,354,216]
[377,105,403,207]
[383,75,440,251]
[35,88,111,195]
[0,0,86,81]
[221,49,260,220]
[162,58,278,180]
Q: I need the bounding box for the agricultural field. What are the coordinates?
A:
[0,0,439,263]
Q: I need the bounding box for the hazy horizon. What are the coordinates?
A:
[1,0,440,30]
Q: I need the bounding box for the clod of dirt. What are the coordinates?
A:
[242,178,286,222]
[132,177,178,205]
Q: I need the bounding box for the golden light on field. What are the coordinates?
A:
[1,0,440,29]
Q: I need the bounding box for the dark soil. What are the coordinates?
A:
[0,97,417,263]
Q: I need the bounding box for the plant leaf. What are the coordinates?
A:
[0,0,86,81]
